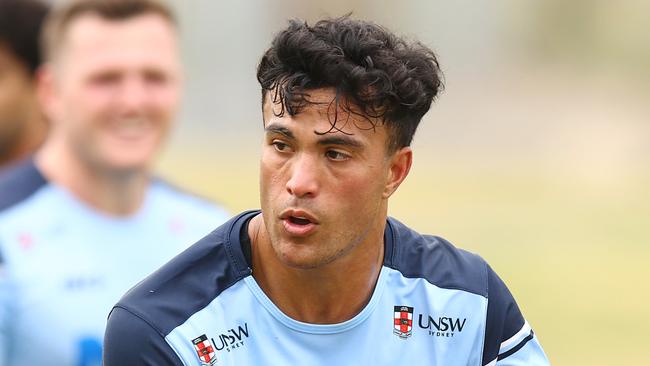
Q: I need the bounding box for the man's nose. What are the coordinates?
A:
[285,154,319,198]
[117,76,149,112]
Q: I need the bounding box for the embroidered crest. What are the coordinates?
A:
[192,334,217,365]
[393,305,414,339]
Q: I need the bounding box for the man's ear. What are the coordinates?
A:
[383,146,412,199]
[35,63,58,122]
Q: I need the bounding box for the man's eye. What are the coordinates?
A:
[90,72,120,85]
[325,150,349,161]
[143,70,168,85]
[272,141,289,152]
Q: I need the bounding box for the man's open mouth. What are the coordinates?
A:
[288,216,312,226]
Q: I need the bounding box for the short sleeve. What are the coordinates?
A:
[103,306,184,366]
[482,265,550,366]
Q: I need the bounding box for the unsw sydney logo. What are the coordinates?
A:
[393,305,467,339]
[191,323,250,365]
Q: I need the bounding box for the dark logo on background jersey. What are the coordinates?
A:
[192,334,217,365]
[64,276,104,291]
[393,306,414,339]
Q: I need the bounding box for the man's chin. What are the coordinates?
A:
[97,159,152,177]
[275,246,339,270]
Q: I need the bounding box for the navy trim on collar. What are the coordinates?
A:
[0,158,47,211]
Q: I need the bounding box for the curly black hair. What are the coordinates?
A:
[0,0,49,74]
[257,16,444,151]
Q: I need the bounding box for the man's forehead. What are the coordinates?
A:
[262,88,381,131]
[262,95,392,155]
[56,13,177,63]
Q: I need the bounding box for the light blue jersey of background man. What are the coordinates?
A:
[0,0,229,365]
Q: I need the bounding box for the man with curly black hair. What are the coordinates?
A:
[105,16,550,366]
[0,0,49,169]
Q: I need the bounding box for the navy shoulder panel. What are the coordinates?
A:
[113,210,257,337]
[0,158,47,211]
[384,217,488,297]
[104,307,183,366]
[482,264,526,365]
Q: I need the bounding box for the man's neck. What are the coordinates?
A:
[248,214,385,324]
[35,141,149,216]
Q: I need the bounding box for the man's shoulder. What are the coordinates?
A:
[0,158,47,212]
[384,217,489,298]
[113,211,256,337]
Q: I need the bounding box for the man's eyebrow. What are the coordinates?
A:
[265,123,364,148]
[264,124,294,139]
[317,136,364,149]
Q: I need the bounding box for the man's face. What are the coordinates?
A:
[0,44,37,157]
[260,89,410,270]
[42,13,181,173]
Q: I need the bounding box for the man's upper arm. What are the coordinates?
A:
[483,265,550,366]
[103,306,184,366]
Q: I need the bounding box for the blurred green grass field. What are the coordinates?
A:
[158,153,650,366]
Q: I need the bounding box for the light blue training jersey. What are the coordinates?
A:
[104,211,550,366]
[0,159,230,366]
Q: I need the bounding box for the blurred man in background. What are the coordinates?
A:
[0,0,229,365]
[0,0,49,169]
[104,16,549,365]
